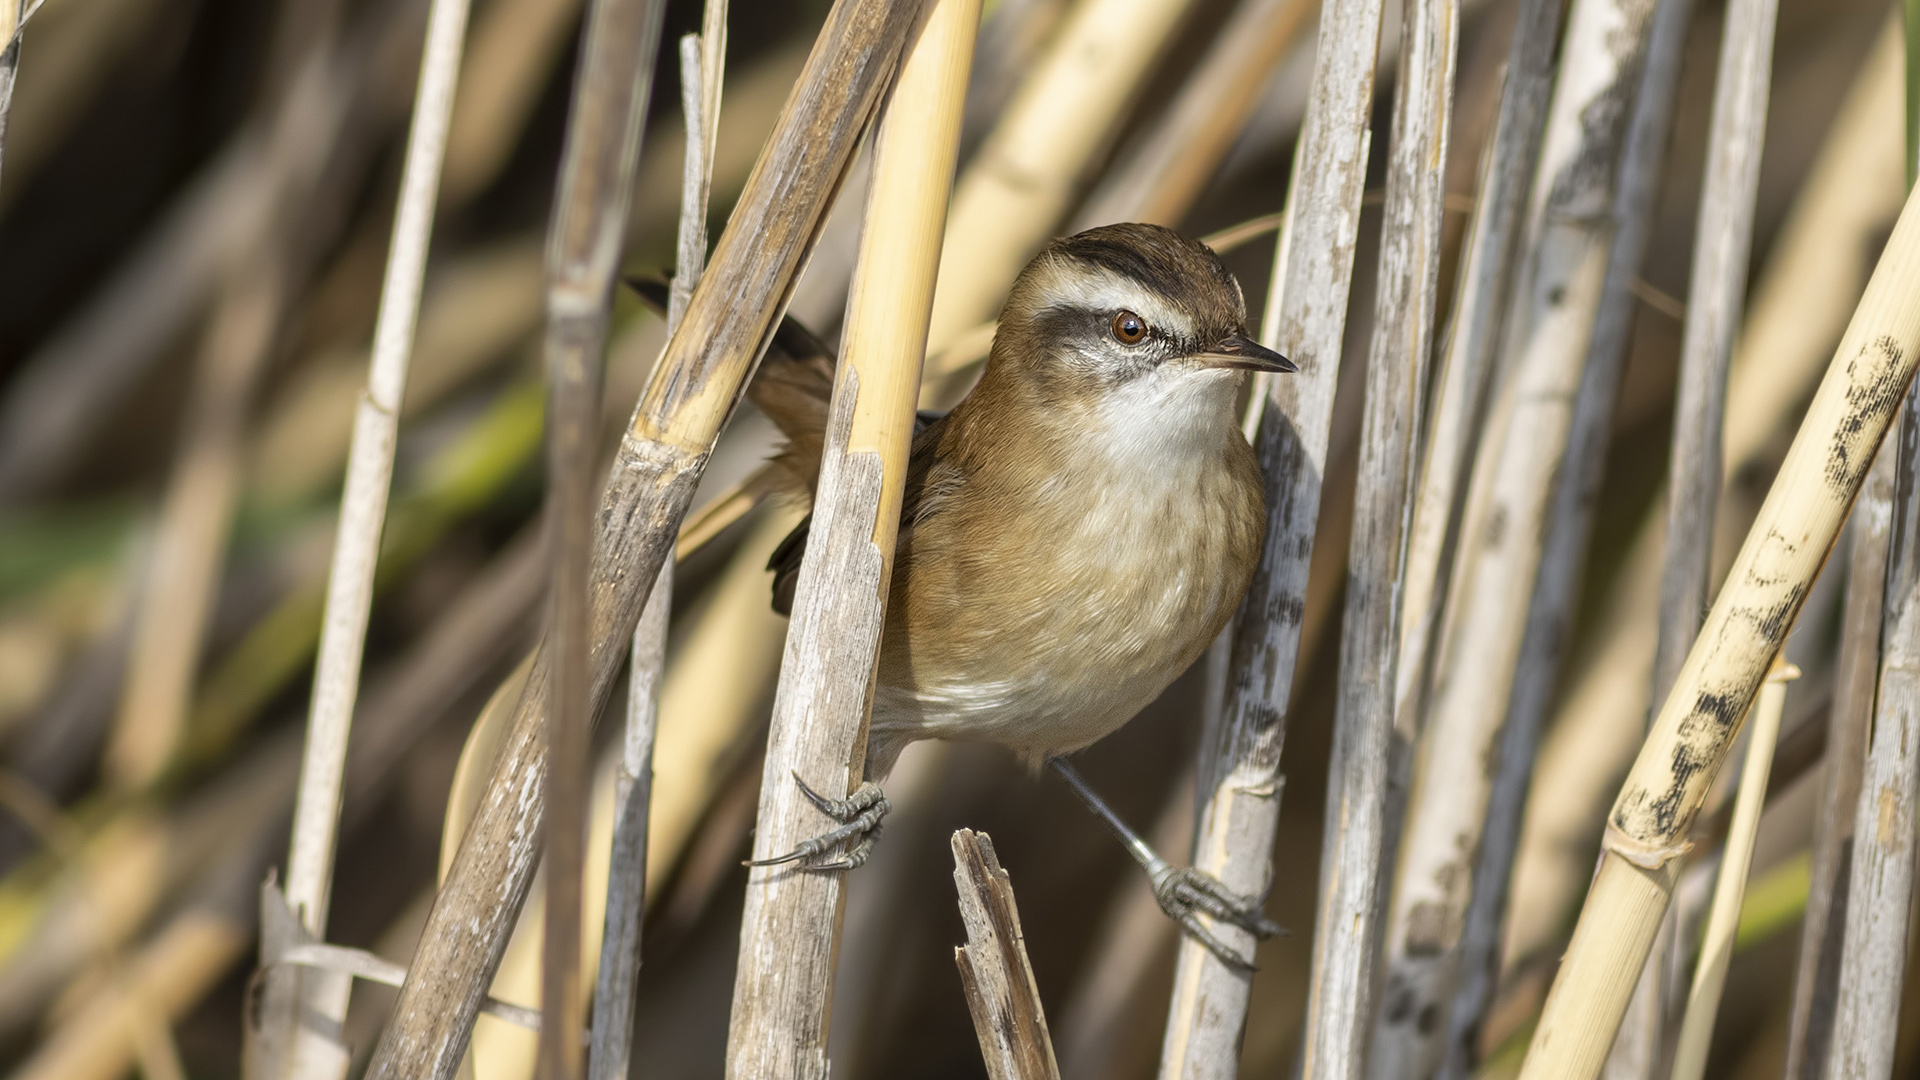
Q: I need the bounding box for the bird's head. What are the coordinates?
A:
[988,223,1294,423]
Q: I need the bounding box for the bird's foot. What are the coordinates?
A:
[1148,863,1284,971]
[745,773,890,872]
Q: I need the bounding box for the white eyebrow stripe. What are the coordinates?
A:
[1031,259,1197,341]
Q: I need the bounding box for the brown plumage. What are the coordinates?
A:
[751,223,1289,778]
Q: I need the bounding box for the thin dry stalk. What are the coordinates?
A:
[1514,177,1920,1080]
[360,4,923,1075]
[1310,0,1458,1074]
[1158,0,1387,1072]
[924,0,1204,357]
[1784,456,1896,1079]
[1391,0,1564,788]
[1373,0,1682,1072]
[534,2,670,1078]
[265,1,477,1074]
[105,255,287,790]
[1072,0,1316,230]
[1823,398,1920,1079]
[588,25,719,1080]
[952,829,1061,1080]
[1668,658,1796,1080]
[724,0,974,1071]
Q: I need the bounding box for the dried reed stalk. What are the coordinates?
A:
[1503,15,1906,996]
[1617,0,1776,1065]
[1822,397,1920,1079]
[1158,0,1386,1072]
[724,0,973,1071]
[1391,0,1563,802]
[952,829,1061,1080]
[261,1,477,1074]
[1784,455,1896,1079]
[1308,0,1458,1073]
[1372,0,1680,1072]
[532,2,670,1077]
[1514,175,1920,1080]
[360,4,920,1075]
[589,24,720,1080]
[1668,657,1795,1080]
[1072,0,1316,230]
[924,0,1201,356]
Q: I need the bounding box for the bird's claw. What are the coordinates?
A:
[1150,865,1283,970]
[746,773,890,871]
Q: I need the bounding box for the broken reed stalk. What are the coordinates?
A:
[924,0,1201,357]
[588,24,718,1080]
[1668,657,1795,1080]
[359,1,930,1078]
[723,0,973,1072]
[376,0,910,1075]
[951,829,1061,1080]
[1513,176,1920,1080]
[1311,0,1458,1074]
[1158,0,1386,1072]
[1072,0,1315,230]
[1823,396,1920,1080]
[1373,0,1683,1072]
[1784,451,1895,1078]
[531,1,670,1077]
[1390,0,1563,805]
[268,0,478,1073]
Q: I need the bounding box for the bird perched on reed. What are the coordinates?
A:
[653,223,1292,963]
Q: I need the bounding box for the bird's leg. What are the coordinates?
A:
[746,771,891,872]
[1048,757,1282,969]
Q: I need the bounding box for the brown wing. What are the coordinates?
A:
[767,412,955,616]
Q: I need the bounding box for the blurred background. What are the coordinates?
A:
[0,0,1905,1076]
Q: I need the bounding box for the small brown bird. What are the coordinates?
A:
[684,223,1291,963]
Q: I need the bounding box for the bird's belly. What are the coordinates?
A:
[873,486,1249,765]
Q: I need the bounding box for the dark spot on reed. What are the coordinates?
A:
[1827,336,1908,492]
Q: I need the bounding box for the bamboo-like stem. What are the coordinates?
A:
[1614,0,1777,1067]
[533,2,669,1078]
[723,1,974,1072]
[952,829,1061,1080]
[1072,0,1316,230]
[587,25,717,1080]
[1514,175,1920,1080]
[1668,658,1796,1080]
[924,0,1203,357]
[1784,456,1896,1079]
[1310,0,1459,1074]
[1823,396,1920,1079]
[263,1,477,1075]
[1157,0,1386,1072]
[1374,0,1684,1073]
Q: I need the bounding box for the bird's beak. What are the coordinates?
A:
[1192,334,1297,374]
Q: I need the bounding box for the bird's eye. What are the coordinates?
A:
[1110,310,1149,345]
